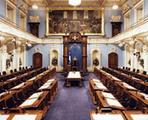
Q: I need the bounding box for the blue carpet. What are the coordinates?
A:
[44,73,96,120]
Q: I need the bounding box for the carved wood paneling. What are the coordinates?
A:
[63,32,87,72]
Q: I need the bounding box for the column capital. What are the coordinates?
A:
[0,45,7,53]
[143,45,148,52]
[129,47,134,52]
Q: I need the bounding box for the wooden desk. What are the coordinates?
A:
[66,71,83,87]
[89,78,109,104]
[123,111,148,120]
[96,91,125,110]
[0,91,17,109]
[0,110,43,120]
[90,110,126,120]
[18,91,49,110]
[128,91,148,106]
[38,79,58,103]
[117,82,137,91]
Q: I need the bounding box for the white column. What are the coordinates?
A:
[129,47,134,69]
[12,49,17,70]
[123,45,127,67]
[16,47,21,70]
[143,45,148,72]
[0,47,3,72]
[133,48,138,69]
[23,46,27,67]
[1,45,7,71]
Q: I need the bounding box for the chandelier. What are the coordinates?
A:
[68,0,81,6]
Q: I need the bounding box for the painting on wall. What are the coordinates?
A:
[46,10,104,35]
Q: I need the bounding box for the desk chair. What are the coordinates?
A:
[14,69,17,72]
[2,71,6,75]
[10,70,13,73]
[137,69,140,73]
[143,71,147,75]
[128,98,138,109]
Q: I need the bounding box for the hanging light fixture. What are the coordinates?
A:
[32,4,38,10]
[68,0,81,6]
[112,0,118,10]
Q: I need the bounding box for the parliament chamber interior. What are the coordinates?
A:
[0,0,148,120]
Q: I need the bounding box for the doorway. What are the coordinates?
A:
[108,52,118,68]
[33,52,42,68]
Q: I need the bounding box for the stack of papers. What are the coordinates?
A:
[106,98,123,108]
[0,92,7,98]
[29,92,43,99]
[139,92,148,100]
[102,92,115,99]
[8,77,17,81]
[92,114,124,120]
[28,77,36,81]
[0,115,9,120]
[95,83,107,90]
[123,83,136,90]
[47,79,55,83]
[20,98,38,107]
[12,114,37,120]
[38,79,55,90]
[11,82,25,89]
[131,114,148,120]
[112,76,121,81]
[19,92,43,107]
[92,79,101,83]
[67,72,81,78]
[101,91,123,108]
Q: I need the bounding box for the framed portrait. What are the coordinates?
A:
[46,9,104,36]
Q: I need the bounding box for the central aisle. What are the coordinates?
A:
[44,73,95,120]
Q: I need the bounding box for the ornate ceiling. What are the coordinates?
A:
[29,0,124,7]
[28,0,143,14]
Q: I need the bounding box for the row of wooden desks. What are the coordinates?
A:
[89,78,109,104]
[90,110,148,120]
[117,68,148,82]
[18,91,49,110]
[0,68,34,82]
[0,68,56,110]
[89,78,125,110]
[0,67,57,120]
[0,68,45,93]
[102,67,148,93]
[96,91,125,110]
[94,68,148,109]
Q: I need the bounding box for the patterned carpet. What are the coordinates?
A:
[44,73,96,120]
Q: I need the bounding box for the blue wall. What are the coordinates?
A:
[0,0,6,17]
[26,43,124,69]
[0,0,28,29]
[27,9,46,38]
[104,8,123,38]
[144,0,148,17]
[87,43,124,67]
[26,43,63,68]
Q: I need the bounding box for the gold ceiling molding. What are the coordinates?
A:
[48,7,103,11]
[47,1,103,9]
